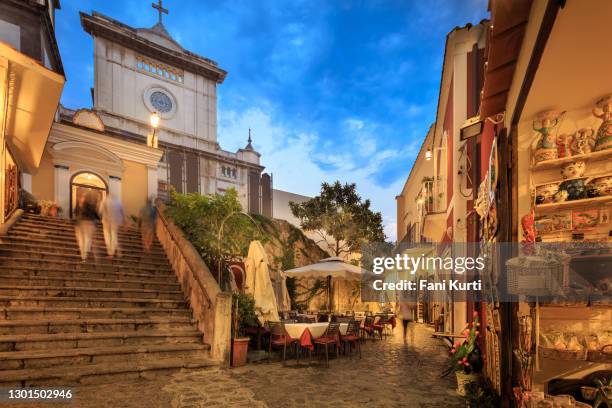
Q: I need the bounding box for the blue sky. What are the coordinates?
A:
[56,0,488,241]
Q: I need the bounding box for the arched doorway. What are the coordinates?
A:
[70,172,107,218]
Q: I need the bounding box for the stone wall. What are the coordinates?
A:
[155,203,231,364]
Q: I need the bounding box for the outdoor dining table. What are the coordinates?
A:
[283,322,349,351]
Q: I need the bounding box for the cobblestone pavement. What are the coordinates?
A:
[7,324,464,408]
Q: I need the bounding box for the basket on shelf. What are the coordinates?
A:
[506,255,565,296]
[587,344,612,362]
[539,346,587,361]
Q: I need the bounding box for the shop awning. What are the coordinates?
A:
[0,42,65,173]
[422,211,446,242]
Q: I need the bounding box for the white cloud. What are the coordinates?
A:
[218,105,412,242]
[344,118,364,131]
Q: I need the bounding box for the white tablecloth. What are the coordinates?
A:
[339,323,349,335]
[284,323,329,339]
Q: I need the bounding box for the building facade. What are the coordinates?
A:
[0,0,64,226]
[26,7,272,220]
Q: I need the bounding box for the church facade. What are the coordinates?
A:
[28,6,272,220]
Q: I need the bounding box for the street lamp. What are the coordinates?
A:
[425,149,432,161]
[148,112,160,148]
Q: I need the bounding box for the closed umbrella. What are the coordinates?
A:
[244,240,280,325]
[283,257,368,312]
[280,275,292,311]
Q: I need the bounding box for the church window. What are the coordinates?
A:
[150,91,173,113]
[220,166,237,179]
[136,55,184,84]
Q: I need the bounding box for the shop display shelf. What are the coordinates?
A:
[535,195,612,213]
[533,149,612,171]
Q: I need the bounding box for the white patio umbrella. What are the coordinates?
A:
[283,257,368,311]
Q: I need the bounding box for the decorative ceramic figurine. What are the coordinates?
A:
[560,160,586,179]
[533,111,564,163]
[554,190,569,202]
[586,185,600,198]
[569,128,596,156]
[535,183,559,204]
[521,210,536,243]
[556,134,569,158]
[559,178,587,201]
[589,176,612,196]
[593,95,612,151]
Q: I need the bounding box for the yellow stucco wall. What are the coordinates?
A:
[121,160,147,221]
[31,153,55,201]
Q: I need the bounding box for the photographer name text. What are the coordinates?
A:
[372,279,482,291]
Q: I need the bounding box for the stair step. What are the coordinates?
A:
[7,230,147,246]
[0,249,171,267]
[0,295,188,309]
[1,257,173,274]
[0,265,175,282]
[0,357,218,386]
[0,317,195,335]
[4,234,164,252]
[0,343,211,370]
[22,214,139,230]
[10,227,143,243]
[0,274,180,291]
[0,330,203,351]
[0,241,168,261]
[0,307,192,320]
[0,213,215,385]
[14,220,141,236]
[0,285,184,301]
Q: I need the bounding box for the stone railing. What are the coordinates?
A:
[155,202,231,364]
[0,209,23,236]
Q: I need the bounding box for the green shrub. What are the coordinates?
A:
[165,188,261,271]
[232,293,259,337]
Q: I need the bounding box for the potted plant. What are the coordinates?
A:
[448,313,484,396]
[231,292,258,367]
[593,377,612,408]
[463,380,500,408]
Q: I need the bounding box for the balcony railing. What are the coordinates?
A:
[419,178,445,216]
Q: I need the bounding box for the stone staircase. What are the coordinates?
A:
[0,213,216,386]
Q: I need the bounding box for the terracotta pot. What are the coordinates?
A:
[231,337,249,367]
[455,371,479,396]
[49,206,58,217]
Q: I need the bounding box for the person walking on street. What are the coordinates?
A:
[399,301,416,345]
[139,197,157,252]
[99,194,124,258]
[74,192,99,261]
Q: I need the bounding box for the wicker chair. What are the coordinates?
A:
[313,322,340,367]
[341,319,362,359]
[268,321,298,364]
[296,315,314,323]
[376,314,391,338]
[363,316,383,340]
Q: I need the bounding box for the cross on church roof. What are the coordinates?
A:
[152,0,168,24]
